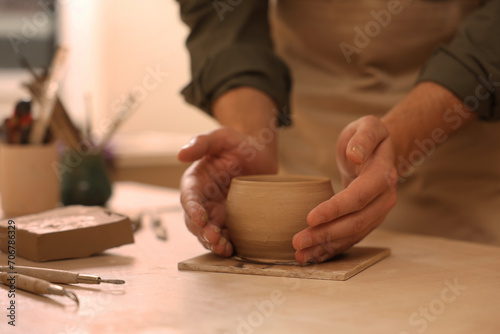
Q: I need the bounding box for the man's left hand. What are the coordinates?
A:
[292,115,398,263]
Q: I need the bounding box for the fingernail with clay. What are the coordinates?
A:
[351,144,366,161]
[212,225,220,234]
[225,243,232,254]
[195,214,208,228]
[218,237,227,246]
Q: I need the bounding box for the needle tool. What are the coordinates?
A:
[0,266,125,285]
[0,272,79,306]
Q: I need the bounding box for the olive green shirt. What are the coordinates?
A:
[177,0,500,124]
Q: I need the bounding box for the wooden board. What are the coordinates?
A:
[178,246,390,281]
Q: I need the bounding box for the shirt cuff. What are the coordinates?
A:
[417,46,500,121]
[181,45,292,127]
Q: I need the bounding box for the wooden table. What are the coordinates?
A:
[1,182,499,334]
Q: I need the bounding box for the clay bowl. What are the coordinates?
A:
[225,175,334,264]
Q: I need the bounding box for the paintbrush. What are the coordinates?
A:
[98,93,139,151]
[83,93,95,146]
[29,47,69,144]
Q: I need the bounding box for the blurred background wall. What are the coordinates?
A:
[58,0,217,135]
[0,0,219,188]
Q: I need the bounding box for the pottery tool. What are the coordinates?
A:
[29,47,69,144]
[151,215,168,241]
[0,272,79,306]
[127,205,180,233]
[0,266,125,285]
[0,206,134,262]
[179,247,390,281]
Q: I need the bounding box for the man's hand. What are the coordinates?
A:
[178,87,280,257]
[292,116,398,264]
[292,82,477,264]
[178,128,277,257]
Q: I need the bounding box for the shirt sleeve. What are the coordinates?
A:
[417,0,500,121]
[177,0,292,126]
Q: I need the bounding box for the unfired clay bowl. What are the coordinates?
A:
[225,175,334,264]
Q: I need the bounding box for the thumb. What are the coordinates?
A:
[346,116,389,165]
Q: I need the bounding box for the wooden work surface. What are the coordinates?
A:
[1,182,499,334]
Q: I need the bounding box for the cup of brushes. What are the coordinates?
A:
[0,105,113,213]
[0,48,137,214]
[0,99,59,217]
[0,96,114,212]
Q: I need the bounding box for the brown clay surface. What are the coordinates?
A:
[226,175,334,262]
[0,205,134,261]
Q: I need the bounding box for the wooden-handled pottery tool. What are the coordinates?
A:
[0,272,79,306]
[0,266,125,285]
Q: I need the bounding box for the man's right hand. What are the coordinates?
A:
[178,87,280,257]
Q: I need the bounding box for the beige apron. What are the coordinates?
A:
[271,0,500,245]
